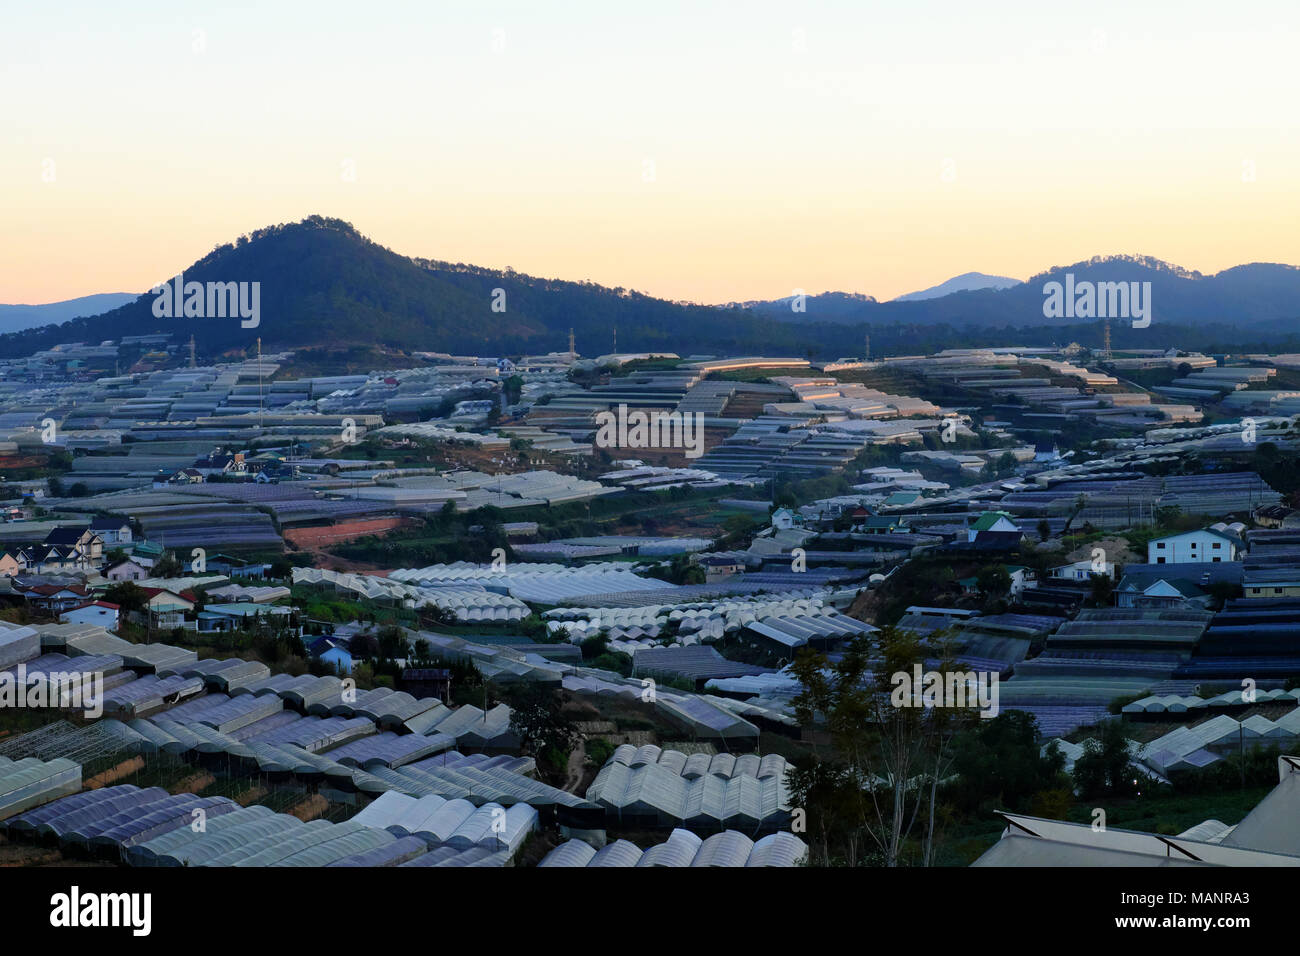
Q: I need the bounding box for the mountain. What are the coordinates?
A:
[725,291,877,321]
[741,255,1300,329]
[0,293,136,334]
[4,220,1300,362]
[0,217,814,359]
[892,271,1021,302]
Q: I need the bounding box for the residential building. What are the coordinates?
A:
[18,544,90,574]
[44,527,103,563]
[59,601,120,630]
[310,636,355,675]
[194,450,246,477]
[105,558,149,581]
[197,602,293,633]
[771,507,801,530]
[960,565,1035,599]
[700,555,745,582]
[1243,568,1300,600]
[967,512,1020,543]
[89,516,133,546]
[857,514,910,534]
[139,587,195,629]
[20,583,92,613]
[1049,559,1116,582]
[1147,528,1241,564]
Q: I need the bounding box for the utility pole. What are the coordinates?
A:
[257,337,263,431]
[1239,722,1245,791]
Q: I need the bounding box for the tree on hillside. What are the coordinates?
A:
[152,551,183,578]
[507,683,575,778]
[348,631,379,660]
[1072,719,1138,798]
[1088,572,1115,607]
[976,565,1012,600]
[789,626,979,866]
[104,581,148,614]
[949,711,1067,812]
[376,624,408,660]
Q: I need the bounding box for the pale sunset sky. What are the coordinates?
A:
[2,0,1297,305]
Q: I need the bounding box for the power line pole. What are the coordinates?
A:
[257,337,264,431]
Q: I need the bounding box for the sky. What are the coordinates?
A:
[3,0,1299,306]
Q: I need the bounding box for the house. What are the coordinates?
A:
[1115,575,1206,609]
[205,555,272,579]
[967,512,1021,543]
[309,636,355,675]
[19,583,91,613]
[1114,561,1244,608]
[89,516,133,546]
[44,527,103,563]
[1049,559,1116,582]
[105,558,149,581]
[162,468,205,486]
[1033,440,1062,463]
[881,491,923,508]
[0,552,23,577]
[1243,568,1300,600]
[700,555,745,582]
[18,544,91,575]
[968,530,1025,551]
[196,602,292,633]
[959,565,1035,599]
[139,587,195,629]
[858,514,910,534]
[194,450,246,477]
[1147,528,1241,565]
[770,507,802,531]
[59,601,120,630]
[129,541,163,568]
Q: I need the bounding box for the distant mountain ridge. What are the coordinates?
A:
[3,219,1299,361]
[893,271,1022,302]
[0,293,136,334]
[743,254,1300,329]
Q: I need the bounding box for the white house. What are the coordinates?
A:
[1005,565,1034,598]
[771,507,801,531]
[967,512,1021,543]
[1147,529,1240,565]
[90,516,133,547]
[309,636,354,675]
[1049,558,1116,581]
[105,558,149,581]
[59,601,120,631]
[960,565,1035,599]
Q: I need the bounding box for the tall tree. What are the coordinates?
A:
[790,626,979,866]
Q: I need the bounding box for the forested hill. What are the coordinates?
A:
[0,217,800,358]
